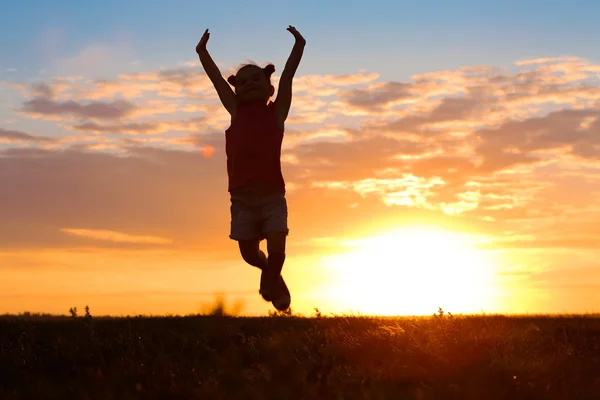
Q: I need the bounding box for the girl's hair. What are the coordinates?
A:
[227,63,276,88]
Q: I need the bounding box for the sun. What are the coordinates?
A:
[321,226,500,316]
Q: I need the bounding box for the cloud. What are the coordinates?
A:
[21,96,136,120]
[0,128,54,143]
[474,108,600,173]
[42,33,138,78]
[292,58,600,245]
[72,79,157,100]
[4,55,600,253]
[6,67,380,147]
[0,141,490,255]
[0,146,229,251]
[69,116,206,135]
[30,82,55,99]
[61,228,172,244]
[339,82,413,112]
[290,72,380,95]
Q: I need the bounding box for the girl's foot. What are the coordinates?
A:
[257,250,291,310]
[259,268,274,302]
[272,275,291,311]
[259,270,291,311]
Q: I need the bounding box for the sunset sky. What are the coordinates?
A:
[2,1,600,317]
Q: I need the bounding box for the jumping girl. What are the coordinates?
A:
[196,26,306,311]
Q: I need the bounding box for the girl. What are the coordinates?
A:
[196,26,306,311]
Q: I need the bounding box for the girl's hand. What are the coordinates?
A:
[196,29,210,54]
[287,25,306,45]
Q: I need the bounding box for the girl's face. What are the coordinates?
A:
[235,66,274,103]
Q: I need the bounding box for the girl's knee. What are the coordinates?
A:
[240,250,261,267]
[267,251,286,266]
[238,240,266,268]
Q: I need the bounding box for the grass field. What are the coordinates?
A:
[1,308,599,399]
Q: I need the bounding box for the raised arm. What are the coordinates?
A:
[196,29,237,117]
[275,26,306,129]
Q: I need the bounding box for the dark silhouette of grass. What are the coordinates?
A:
[1,308,600,399]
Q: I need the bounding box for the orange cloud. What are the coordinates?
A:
[3,55,600,256]
[61,228,172,244]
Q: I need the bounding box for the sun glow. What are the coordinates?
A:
[322,227,501,316]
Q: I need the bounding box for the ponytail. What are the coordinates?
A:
[263,64,275,79]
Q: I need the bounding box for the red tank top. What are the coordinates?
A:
[225,101,286,193]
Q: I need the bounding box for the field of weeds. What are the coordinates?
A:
[1,310,599,399]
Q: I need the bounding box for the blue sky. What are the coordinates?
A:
[2,0,600,82]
